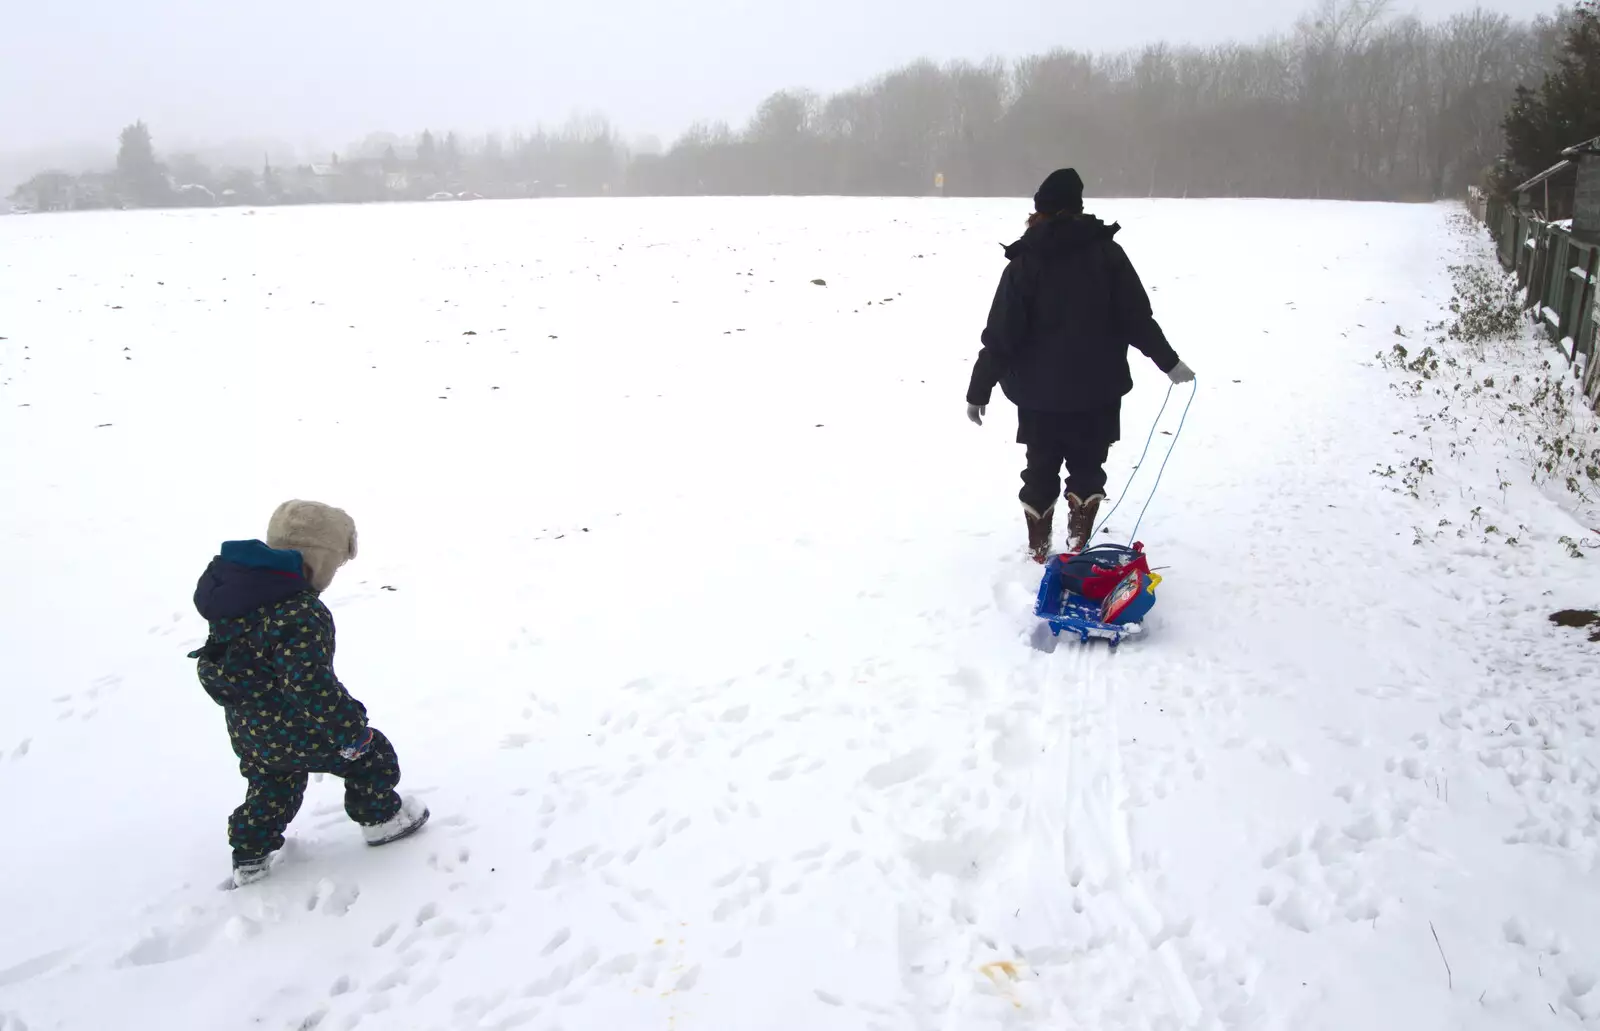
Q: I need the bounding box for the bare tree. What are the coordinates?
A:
[627,0,1557,202]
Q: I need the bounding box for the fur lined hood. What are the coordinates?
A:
[266,500,358,593]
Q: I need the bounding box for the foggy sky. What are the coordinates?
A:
[2,0,1565,161]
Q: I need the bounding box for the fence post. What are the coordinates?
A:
[1523,221,1543,310]
[1574,245,1599,366]
[1548,231,1570,344]
[1587,299,1600,410]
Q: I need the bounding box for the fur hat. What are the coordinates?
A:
[266,500,358,593]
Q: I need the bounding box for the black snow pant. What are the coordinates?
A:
[229,728,403,864]
[1016,406,1121,514]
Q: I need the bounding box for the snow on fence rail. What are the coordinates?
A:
[1475,191,1600,412]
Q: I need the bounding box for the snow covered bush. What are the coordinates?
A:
[1377,210,1600,537]
[1432,262,1523,345]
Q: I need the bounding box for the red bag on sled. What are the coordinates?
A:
[1058,542,1151,602]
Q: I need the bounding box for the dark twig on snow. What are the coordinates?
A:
[1430,921,1453,990]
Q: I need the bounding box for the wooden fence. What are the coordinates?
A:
[1472,186,1600,412]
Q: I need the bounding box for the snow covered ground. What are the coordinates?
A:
[1,197,1597,1031]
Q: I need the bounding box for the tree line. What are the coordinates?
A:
[634,0,1589,201]
[9,0,1595,211]
[1499,0,1600,191]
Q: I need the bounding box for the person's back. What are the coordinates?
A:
[987,213,1162,414]
[193,540,370,761]
[966,168,1194,560]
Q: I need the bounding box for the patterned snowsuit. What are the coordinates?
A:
[190,541,403,863]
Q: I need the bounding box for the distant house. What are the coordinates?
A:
[73,172,122,209]
[269,163,341,202]
[1565,136,1600,242]
[1511,138,1600,228]
[1515,159,1577,222]
[307,164,339,201]
[175,183,217,206]
[9,182,42,212]
[10,171,77,212]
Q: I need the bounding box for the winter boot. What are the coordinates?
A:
[226,855,272,890]
[362,796,430,847]
[1024,504,1054,564]
[1064,493,1104,554]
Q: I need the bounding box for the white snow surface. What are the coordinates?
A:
[2,198,1599,1031]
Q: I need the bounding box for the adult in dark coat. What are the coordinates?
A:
[966,168,1194,560]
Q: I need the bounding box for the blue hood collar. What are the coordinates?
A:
[220,539,305,575]
[194,540,309,623]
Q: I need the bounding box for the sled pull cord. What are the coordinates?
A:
[1093,379,1198,545]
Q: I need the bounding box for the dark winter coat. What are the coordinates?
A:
[189,540,369,766]
[966,215,1180,414]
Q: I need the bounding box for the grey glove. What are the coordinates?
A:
[967,404,986,426]
[1167,360,1195,384]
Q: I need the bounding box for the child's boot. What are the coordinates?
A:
[363,796,430,846]
[226,855,272,889]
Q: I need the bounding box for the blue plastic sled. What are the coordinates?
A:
[1034,552,1160,646]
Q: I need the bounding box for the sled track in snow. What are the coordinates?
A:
[1052,644,1203,1023]
[894,638,1212,1029]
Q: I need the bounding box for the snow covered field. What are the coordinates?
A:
[2,197,1598,1031]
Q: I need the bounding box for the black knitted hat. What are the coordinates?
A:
[1034,168,1085,213]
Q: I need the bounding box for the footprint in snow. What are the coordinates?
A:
[308,879,361,916]
[406,975,442,1004]
[371,967,409,992]
[862,748,935,789]
[541,928,571,956]
[0,946,76,988]
[118,920,219,968]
